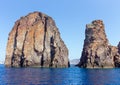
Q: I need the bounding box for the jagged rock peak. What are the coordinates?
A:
[5,11,69,68]
[86,20,104,29]
[77,20,117,68]
[85,20,108,44]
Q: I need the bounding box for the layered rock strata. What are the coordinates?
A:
[5,12,69,68]
[77,20,120,68]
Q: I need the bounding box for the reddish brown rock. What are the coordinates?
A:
[5,12,69,67]
[77,20,120,68]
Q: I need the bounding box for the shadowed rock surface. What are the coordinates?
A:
[77,20,120,68]
[5,12,69,68]
[114,42,120,67]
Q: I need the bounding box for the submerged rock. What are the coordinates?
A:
[77,20,120,68]
[5,12,69,68]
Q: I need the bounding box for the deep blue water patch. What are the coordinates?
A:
[0,64,120,85]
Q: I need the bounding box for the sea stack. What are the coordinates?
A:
[77,20,120,68]
[5,12,69,68]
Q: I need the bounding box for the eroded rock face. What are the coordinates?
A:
[5,12,69,67]
[77,20,119,68]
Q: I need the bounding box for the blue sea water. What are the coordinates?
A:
[0,64,120,85]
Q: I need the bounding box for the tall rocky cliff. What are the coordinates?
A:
[5,12,69,67]
[77,20,120,68]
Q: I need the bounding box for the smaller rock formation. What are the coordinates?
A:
[114,42,120,67]
[5,11,69,68]
[77,20,120,68]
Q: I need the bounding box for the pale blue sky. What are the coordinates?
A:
[0,0,120,62]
